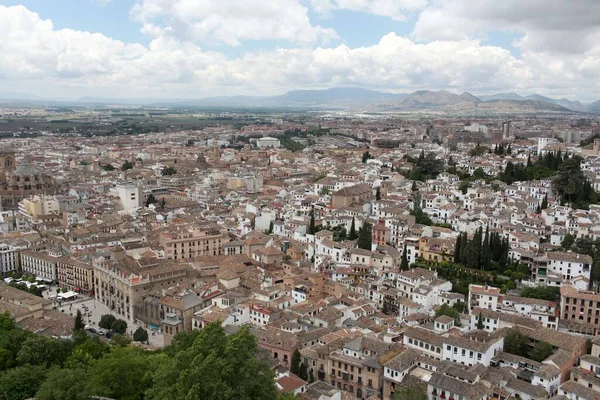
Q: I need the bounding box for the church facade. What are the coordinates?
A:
[0,151,59,209]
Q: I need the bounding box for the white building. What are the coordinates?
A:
[115,183,143,212]
[442,334,504,367]
[0,243,22,275]
[20,249,61,281]
[256,137,281,149]
[468,284,501,312]
[546,251,592,283]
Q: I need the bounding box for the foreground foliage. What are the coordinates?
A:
[0,313,288,400]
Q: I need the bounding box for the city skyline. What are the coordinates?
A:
[1,1,599,101]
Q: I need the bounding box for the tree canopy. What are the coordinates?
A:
[0,314,286,400]
[357,221,372,250]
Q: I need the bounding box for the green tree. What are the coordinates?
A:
[161,166,177,176]
[348,217,357,240]
[69,336,109,365]
[410,194,433,226]
[400,243,409,271]
[133,327,149,343]
[480,228,492,270]
[472,167,485,179]
[435,304,460,321]
[36,367,93,400]
[503,329,529,357]
[357,221,372,250]
[0,348,14,371]
[554,157,585,203]
[145,194,158,207]
[362,151,371,163]
[111,319,128,335]
[541,194,548,210]
[99,314,116,330]
[0,312,16,331]
[111,334,132,348]
[391,385,427,400]
[308,209,316,235]
[121,160,134,171]
[561,233,575,249]
[0,364,47,400]
[477,312,484,330]
[519,286,561,302]
[376,187,381,200]
[101,163,115,172]
[148,323,278,400]
[90,347,153,400]
[16,336,73,367]
[290,349,301,376]
[74,310,85,332]
[298,362,308,381]
[531,341,554,362]
[164,330,201,357]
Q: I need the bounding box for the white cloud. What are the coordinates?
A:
[1,4,600,101]
[413,0,600,54]
[129,0,338,46]
[309,0,427,21]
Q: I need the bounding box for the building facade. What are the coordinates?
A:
[160,222,228,260]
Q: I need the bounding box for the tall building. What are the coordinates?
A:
[115,183,143,212]
[502,121,514,139]
[159,222,228,260]
[0,242,23,275]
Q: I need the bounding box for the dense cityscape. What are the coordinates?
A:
[2,1,600,400]
[1,104,600,400]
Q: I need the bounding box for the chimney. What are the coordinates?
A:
[110,246,125,261]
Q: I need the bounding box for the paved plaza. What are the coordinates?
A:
[44,286,164,347]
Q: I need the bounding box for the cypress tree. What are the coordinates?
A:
[348,217,357,240]
[477,312,484,330]
[401,243,409,271]
[74,310,85,332]
[481,228,491,271]
[541,194,548,210]
[309,208,316,234]
[376,187,381,200]
[454,233,462,264]
[459,232,468,265]
[291,349,302,376]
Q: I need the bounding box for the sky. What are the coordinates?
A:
[0,0,599,101]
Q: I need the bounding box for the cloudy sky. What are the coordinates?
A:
[1,0,600,101]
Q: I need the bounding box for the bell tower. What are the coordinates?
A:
[0,151,15,173]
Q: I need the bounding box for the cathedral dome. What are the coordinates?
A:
[13,163,42,177]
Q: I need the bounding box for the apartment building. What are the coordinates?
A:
[328,336,396,399]
[94,247,190,321]
[20,249,62,281]
[546,251,592,283]
[160,222,228,260]
[468,284,501,312]
[57,257,94,296]
[560,284,600,335]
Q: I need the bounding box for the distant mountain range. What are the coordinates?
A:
[1,88,599,114]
